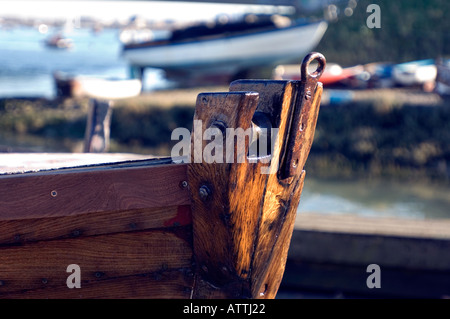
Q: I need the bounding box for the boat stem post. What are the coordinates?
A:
[187,52,326,299]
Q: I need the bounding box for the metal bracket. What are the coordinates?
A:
[280,52,326,179]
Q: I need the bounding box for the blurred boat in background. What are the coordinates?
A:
[44,33,74,49]
[121,14,328,86]
[273,59,442,92]
[392,59,437,91]
[361,62,395,88]
[273,62,365,87]
[54,72,142,99]
[43,17,77,50]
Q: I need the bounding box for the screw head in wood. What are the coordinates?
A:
[180,180,188,189]
[199,185,211,201]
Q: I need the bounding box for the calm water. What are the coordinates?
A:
[298,178,450,220]
[0,25,167,98]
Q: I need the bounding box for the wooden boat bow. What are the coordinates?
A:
[0,53,325,299]
[188,52,325,298]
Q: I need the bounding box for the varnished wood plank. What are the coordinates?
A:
[0,163,190,220]
[0,229,193,297]
[189,92,261,298]
[0,205,192,245]
[2,269,193,299]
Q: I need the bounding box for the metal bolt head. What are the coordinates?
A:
[199,185,211,201]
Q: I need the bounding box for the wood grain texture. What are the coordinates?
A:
[248,82,322,298]
[189,78,322,298]
[251,171,305,298]
[3,269,193,299]
[0,205,192,246]
[188,92,260,298]
[0,229,194,298]
[228,80,299,298]
[0,159,194,298]
[230,80,291,127]
[0,162,190,220]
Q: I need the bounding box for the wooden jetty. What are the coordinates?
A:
[281,213,450,298]
[0,53,326,299]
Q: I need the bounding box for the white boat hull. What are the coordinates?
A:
[392,60,437,86]
[122,21,328,75]
[54,73,142,99]
[72,78,142,99]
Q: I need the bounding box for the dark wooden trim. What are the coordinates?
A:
[0,162,190,220]
[2,269,194,299]
[0,205,192,246]
[0,229,194,298]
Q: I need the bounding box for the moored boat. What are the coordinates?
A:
[121,15,327,86]
[44,33,74,49]
[392,59,437,90]
[0,53,326,299]
[273,62,365,87]
[54,72,142,99]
